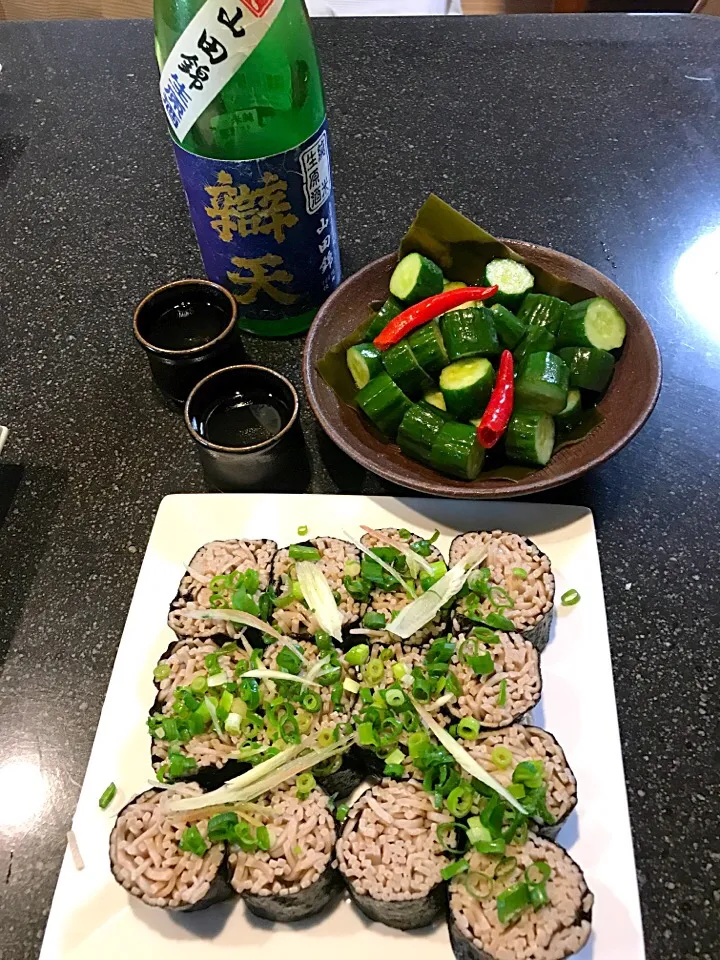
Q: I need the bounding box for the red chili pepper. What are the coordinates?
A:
[373,285,498,351]
[477,349,514,449]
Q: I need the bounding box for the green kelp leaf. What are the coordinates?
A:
[554,407,604,453]
[399,194,595,304]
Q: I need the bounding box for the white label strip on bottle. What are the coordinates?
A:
[159,0,286,143]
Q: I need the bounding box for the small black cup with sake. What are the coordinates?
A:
[134,279,244,405]
[184,365,307,491]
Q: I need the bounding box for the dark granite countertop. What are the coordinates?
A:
[1,12,719,960]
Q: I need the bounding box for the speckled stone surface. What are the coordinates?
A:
[0,13,719,960]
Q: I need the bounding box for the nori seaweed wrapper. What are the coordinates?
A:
[109,788,234,913]
[345,876,447,931]
[241,864,343,923]
[450,533,554,654]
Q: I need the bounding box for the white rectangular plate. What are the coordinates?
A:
[40,494,645,960]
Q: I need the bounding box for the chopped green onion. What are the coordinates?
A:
[153,664,171,682]
[207,671,228,688]
[511,567,528,580]
[472,627,500,645]
[362,611,387,630]
[441,859,469,882]
[513,760,544,789]
[445,670,462,697]
[561,589,581,606]
[256,825,272,851]
[457,717,480,740]
[364,658,384,685]
[488,585,513,610]
[385,688,405,709]
[189,674,208,695]
[497,679,507,707]
[345,643,370,666]
[295,772,316,798]
[496,881,530,924]
[467,817,491,846]
[208,811,239,843]
[436,820,464,853]
[384,748,405,766]
[301,691,322,713]
[178,825,207,857]
[297,525,309,537]
[289,544,321,562]
[398,528,412,540]
[317,728,335,748]
[276,645,304,676]
[98,782,117,810]
[357,721,377,746]
[224,712,242,736]
[508,783,526,799]
[465,871,494,901]
[383,762,405,778]
[529,882,549,909]
[336,803,350,822]
[391,662,408,680]
[359,686,373,704]
[496,856,517,880]
[330,682,344,705]
[447,783,474,817]
[490,746,513,769]
[343,677,360,695]
[525,861,551,885]
[467,652,495,677]
[314,630,333,651]
[475,838,506,855]
[484,613,515,631]
[380,646,395,662]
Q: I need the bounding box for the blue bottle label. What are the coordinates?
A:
[173,118,341,330]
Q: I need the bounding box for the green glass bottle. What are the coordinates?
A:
[155,0,341,336]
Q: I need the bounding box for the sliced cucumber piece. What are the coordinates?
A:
[515,351,570,415]
[505,411,555,467]
[423,389,447,412]
[490,303,528,350]
[382,341,434,399]
[347,343,383,390]
[557,346,615,392]
[441,307,500,362]
[390,253,444,304]
[397,403,449,465]
[513,324,557,366]
[516,293,570,335]
[408,320,449,377]
[440,357,495,422]
[443,280,467,292]
[356,373,413,438]
[557,298,627,351]
[484,258,535,308]
[555,388,583,431]
[430,422,484,481]
[366,295,404,340]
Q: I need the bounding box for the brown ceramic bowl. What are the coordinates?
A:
[303,243,662,499]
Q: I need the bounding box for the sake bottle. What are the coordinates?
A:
[154,0,341,335]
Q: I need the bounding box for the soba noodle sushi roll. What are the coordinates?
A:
[444,631,542,730]
[149,637,362,795]
[353,527,449,647]
[271,538,365,643]
[229,781,340,922]
[450,532,554,652]
[150,638,250,789]
[109,785,231,912]
[168,539,277,645]
[336,779,453,930]
[447,833,593,960]
[466,725,577,838]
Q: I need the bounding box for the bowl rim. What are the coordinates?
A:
[303,242,662,498]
